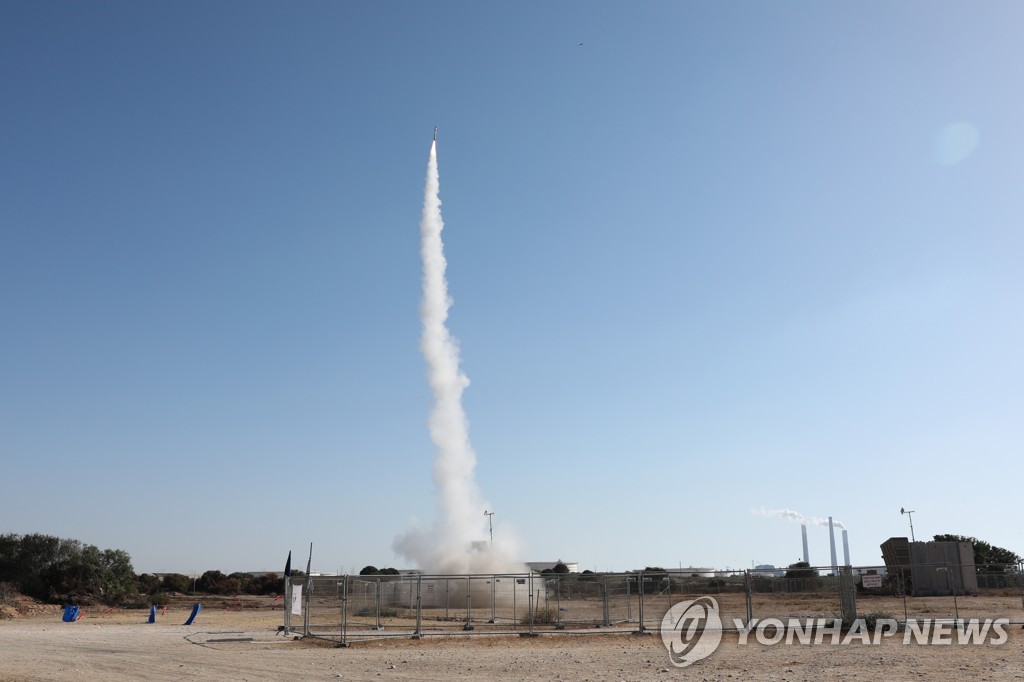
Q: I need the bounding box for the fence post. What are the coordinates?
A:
[898,561,908,624]
[303,573,311,637]
[490,574,496,623]
[464,576,474,630]
[839,567,857,625]
[626,575,632,621]
[1019,562,1024,614]
[637,571,646,633]
[744,570,752,626]
[528,572,536,634]
[939,563,959,622]
[512,576,517,627]
[1015,561,1024,614]
[598,573,606,626]
[339,576,349,647]
[283,576,292,635]
[374,578,382,631]
[413,574,422,638]
[555,575,563,629]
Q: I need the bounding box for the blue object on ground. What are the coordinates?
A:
[62,605,79,622]
[183,603,201,625]
[148,605,156,623]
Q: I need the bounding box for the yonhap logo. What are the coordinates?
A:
[660,596,723,667]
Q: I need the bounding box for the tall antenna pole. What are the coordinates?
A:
[481,509,493,540]
[901,507,916,542]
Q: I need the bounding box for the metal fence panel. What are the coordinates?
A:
[290,564,1024,643]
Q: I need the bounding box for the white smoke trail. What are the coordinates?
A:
[812,517,846,530]
[392,136,521,574]
[753,508,805,524]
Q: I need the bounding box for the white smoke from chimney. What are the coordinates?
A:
[392,136,522,574]
[753,508,805,524]
[812,516,846,530]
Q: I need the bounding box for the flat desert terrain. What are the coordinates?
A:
[2,599,1023,681]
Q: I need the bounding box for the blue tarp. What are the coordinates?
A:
[62,605,79,622]
[148,605,156,623]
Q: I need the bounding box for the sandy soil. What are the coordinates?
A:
[2,601,1023,681]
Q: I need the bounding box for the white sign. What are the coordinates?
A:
[862,574,883,589]
[291,585,303,616]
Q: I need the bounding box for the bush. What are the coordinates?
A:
[255,573,283,595]
[359,566,400,576]
[161,573,192,594]
[785,562,817,580]
[229,572,259,594]
[862,612,894,631]
[522,607,559,625]
[842,611,895,631]
[197,570,231,594]
[136,573,161,594]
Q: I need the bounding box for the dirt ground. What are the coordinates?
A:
[2,597,1023,681]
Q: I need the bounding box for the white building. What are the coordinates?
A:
[665,567,716,578]
[526,560,579,573]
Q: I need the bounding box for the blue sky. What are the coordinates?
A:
[2,1,1022,575]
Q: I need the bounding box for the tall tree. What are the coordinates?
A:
[933,534,1021,572]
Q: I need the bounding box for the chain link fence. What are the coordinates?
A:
[282,563,1024,644]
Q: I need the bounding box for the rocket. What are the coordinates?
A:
[434,127,437,141]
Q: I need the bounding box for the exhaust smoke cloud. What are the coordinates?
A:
[392,134,522,574]
[753,508,805,524]
[812,516,846,530]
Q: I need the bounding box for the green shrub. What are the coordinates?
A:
[161,573,191,593]
[136,573,161,594]
[522,607,559,625]
[862,611,895,631]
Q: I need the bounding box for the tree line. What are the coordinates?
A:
[0,533,285,605]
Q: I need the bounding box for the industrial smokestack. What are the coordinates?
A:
[842,529,850,567]
[801,523,810,564]
[828,516,838,574]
